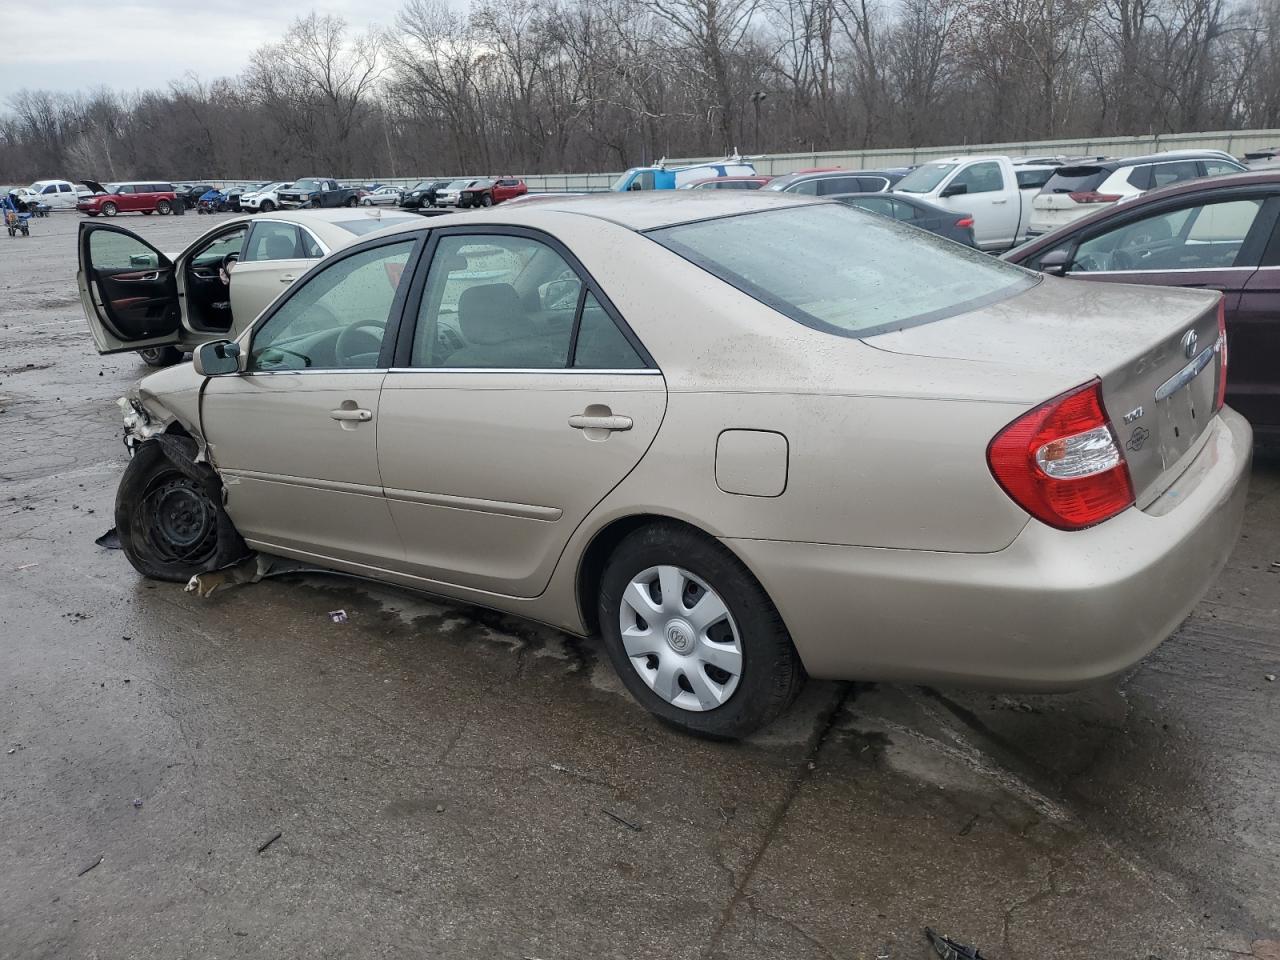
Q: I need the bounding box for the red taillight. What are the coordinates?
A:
[987,380,1135,531]
[955,217,974,228]
[1067,191,1122,204]
[1214,299,1228,411]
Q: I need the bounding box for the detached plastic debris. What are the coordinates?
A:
[925,927,987,960]
[94,528,122,550]
[329,609,348,624]
[184,553,323,598]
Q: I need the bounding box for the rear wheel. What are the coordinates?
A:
[157,199,172,215]
[138,345,183,367]
[102,201,118,217]
[345,196,358,207]
[598,523,805,739]
[115,439,248,583]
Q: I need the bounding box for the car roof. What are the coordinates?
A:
[362,190,818,235]
[1011,170,1280,254]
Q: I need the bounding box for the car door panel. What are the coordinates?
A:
[378,372,665,597]
[77,223,182,353]
[1233,267,1280,431]
[201,372,401,565]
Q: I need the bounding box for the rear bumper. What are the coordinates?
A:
[725,406,1252,688]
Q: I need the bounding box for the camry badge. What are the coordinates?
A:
[1181,329,1198,359]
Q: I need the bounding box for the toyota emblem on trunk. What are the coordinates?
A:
[1181,329,1198,359]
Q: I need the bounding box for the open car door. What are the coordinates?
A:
[77,222,182,354]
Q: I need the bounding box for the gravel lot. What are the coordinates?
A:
[1,210,1278,959]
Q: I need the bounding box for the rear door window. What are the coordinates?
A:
[243,222,304,262]
[815,176,863,195]
[1150,161,1200,188]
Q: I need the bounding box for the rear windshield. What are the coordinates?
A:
[1041,166,1107,193]
[292,179,321,191]
[334,216,421,236]
[893,163,957,193]
[650,204,1036,337]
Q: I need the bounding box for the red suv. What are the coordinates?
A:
[457,178,528,208]
[78,180,178,217]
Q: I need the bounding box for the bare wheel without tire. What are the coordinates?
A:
[115,439,248,582]
[598,523,805,739]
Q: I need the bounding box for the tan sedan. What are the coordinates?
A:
[85,192,1251,738]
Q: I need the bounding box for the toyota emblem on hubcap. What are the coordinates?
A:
[665,622,693,653]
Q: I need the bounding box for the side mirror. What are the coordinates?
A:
[193,339,242,376]
[1037,248,1072,277]
[940,182,968,198]
[539,277,579,311]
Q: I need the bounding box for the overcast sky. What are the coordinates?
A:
[1,0,409,100]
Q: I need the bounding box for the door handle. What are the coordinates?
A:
[330,408,372,422]
[992,198,1009,204]
[568,414,632,432]
[280,274,297,283]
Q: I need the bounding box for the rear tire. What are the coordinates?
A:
[598,523,805,739]
[157,199,172,215]
[345,196,358,207]
[138,345,183,367]
[115,439,248,583]
[102,201,118,217]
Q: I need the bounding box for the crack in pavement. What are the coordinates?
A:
[700,683,851,959]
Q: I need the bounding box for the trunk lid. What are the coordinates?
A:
[870,277,1224,504]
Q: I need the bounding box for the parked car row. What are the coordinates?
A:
[79,187,1254,738]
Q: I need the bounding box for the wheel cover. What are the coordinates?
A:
[139,472,217,564]
[618,565,743,712]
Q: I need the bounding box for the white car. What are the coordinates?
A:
[239,182,292,214]
[360,185,403,206]
[434,179,479,207]
[1028,151,1246,236]
[25,179,90,210]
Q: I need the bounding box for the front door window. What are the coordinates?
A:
[249,240,415,370]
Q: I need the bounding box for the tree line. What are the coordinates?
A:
[2,0,1278,183]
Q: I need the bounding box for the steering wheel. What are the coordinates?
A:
[219,251,239,285]
[334,319,386,367]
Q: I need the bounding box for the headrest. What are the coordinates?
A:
[264,234,296,260]
[457,284,524,345]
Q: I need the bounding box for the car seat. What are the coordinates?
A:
[446,283,565,368]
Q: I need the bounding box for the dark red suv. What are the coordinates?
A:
[1006,170,1280,437]
[78,180,178,217]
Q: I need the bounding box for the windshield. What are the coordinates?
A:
[292,179,321,191]
[334,215,421,236]
[410,181,433,191]
[445,179,470,190]
[893,163,958,194]
[650,205,1036,337]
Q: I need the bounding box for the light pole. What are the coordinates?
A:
[750,91,767,152]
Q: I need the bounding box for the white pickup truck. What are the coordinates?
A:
[892,155,1039,252]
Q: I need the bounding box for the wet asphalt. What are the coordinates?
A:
[1,211,1278,959]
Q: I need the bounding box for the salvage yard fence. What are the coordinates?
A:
[213,127,1280,193]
